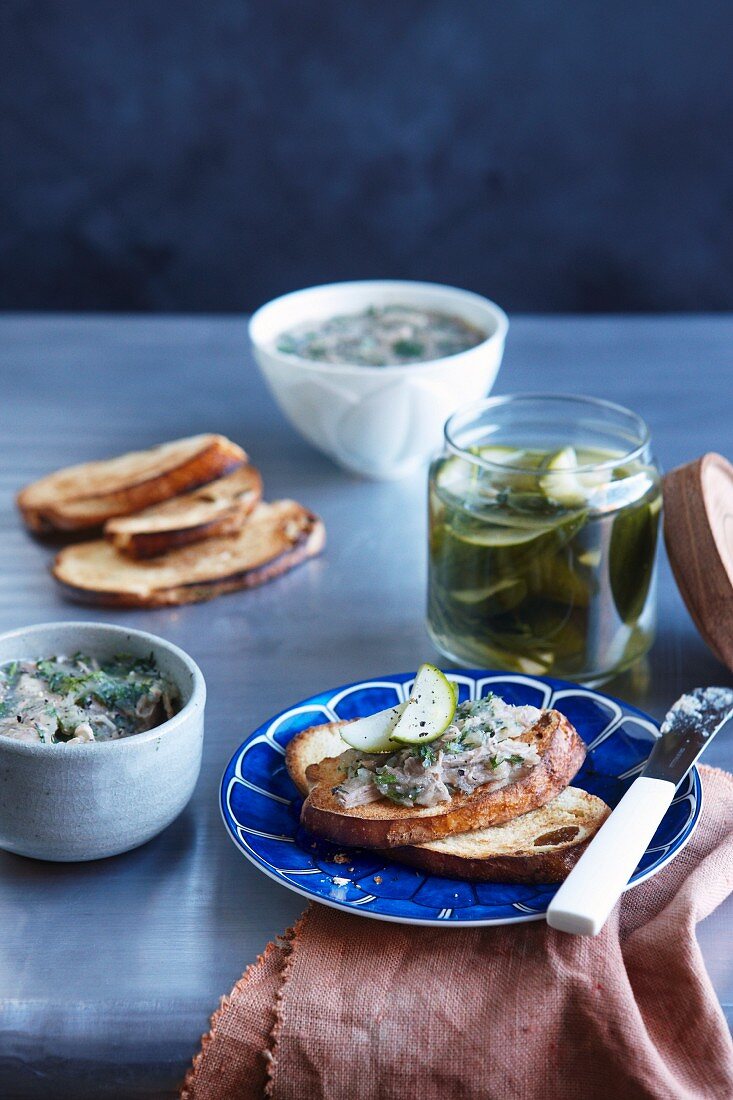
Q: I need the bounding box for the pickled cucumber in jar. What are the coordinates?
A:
[427,443,661,682]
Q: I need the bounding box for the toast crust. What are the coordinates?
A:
[285,720,351,797]
[300,710,586,848]
[52,500,325,607]
[391,788,610,883]
[394,840,588,883]
[104,465,263,558]
[18,434,246,533]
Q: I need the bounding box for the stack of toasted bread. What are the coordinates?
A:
[286,705,610,883]
[17,434,325,607]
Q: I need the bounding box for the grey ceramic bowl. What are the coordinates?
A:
[0,622,205,861]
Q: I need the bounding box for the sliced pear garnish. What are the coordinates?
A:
[339,702,407,753]
[389,663,457,746]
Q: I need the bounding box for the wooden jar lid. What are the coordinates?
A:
[663,453,733,672]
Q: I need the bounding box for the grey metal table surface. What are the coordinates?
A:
[1,314,732,1098]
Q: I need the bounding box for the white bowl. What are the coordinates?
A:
[249,280,508,480]
[0,622,205,861]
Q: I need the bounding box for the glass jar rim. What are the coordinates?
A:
[444,393,652,474]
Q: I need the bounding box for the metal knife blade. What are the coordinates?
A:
[643,686,733,786]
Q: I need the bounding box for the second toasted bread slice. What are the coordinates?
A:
[298,710,586,848]
[104,464,263,558]
[17,434,246,533]
[391,787,610,883]
[53,499,325,607]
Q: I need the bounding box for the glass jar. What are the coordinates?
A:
[427,394,662,685]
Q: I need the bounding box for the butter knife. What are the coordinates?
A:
[546,686,733,936]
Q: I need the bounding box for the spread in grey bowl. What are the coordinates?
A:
[0,621,205,861]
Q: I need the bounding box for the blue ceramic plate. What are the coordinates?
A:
[220,671,702,927]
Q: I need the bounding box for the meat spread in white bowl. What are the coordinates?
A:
[275,304,486,367]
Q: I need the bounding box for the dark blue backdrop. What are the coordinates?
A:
[2,1,733,312]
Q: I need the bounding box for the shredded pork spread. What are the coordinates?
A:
[276,305,486,366]
[0,653,180,744]
[334,693,542,809]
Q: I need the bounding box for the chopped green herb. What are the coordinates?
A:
[392,338,425,358]
[276,336,297,355]
[416,743,438,766]
[2,660,20,684]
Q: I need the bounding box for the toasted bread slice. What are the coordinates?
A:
[286,721,605,883]
[52,500,325,607]
[18,434,246,533]
[391,787,610,883]
[297,710,586,848]
[104,465,263,558]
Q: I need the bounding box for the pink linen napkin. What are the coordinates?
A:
[182,764,733,1099]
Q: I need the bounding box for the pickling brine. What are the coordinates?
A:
[427,397,662,684]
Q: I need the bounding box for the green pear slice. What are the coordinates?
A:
[389,663,457,746]
[339,702,407,752]
[449,678,459,708]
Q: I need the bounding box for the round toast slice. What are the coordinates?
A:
[299,709,587,848]
[104,464,263,558]
[391,787,610,883]
[52,499,325,607]
[18,434,246,533]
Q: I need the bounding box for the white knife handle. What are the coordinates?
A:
[546,776,676,936]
